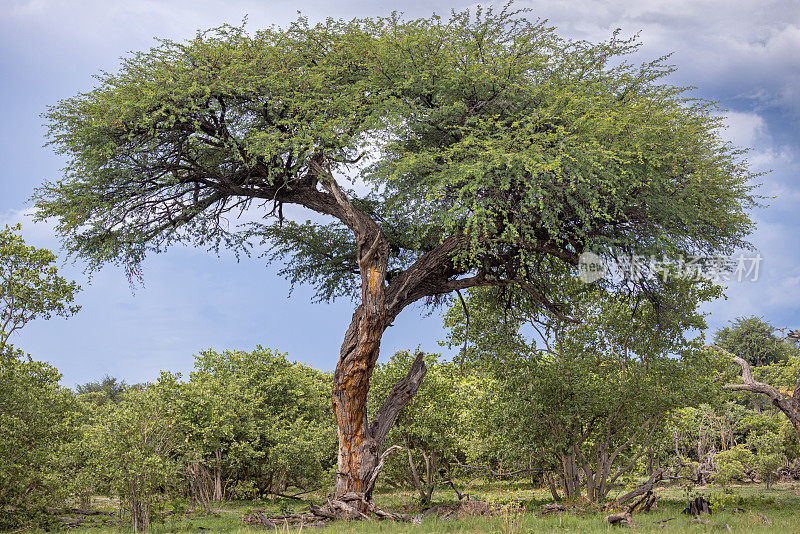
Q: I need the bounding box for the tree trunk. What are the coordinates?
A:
[331,303,383,505]
[559,452,581,500]
[583,459,595,501]
[318,174,431,512]
[405,440,425,500]
[331,318,427,510]
[546,472,561,502]
[213,449,223,501]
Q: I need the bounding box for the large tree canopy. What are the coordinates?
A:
[34,6,757,513]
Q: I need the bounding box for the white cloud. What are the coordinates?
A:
[719,111,767,147]
[0,207,58,247]
[748,146,795,172]
[517,0,800,116]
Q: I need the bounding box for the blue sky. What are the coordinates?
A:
[1,0,798,387]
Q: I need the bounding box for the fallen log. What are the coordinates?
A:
[58,517,84,528]
[540,503,567,515]
[245,491,412,526]
[617,466,667,504]
[605,491,653,527]
[640,492,658,512]
[255,512,276,529]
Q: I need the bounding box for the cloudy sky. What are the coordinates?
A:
[1,0,798,387]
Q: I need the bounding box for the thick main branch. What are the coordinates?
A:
[708,344,800,442]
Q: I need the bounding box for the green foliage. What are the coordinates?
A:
[368,11,757,271]
[753,353,800,398]
[183,347,336,498]
[75,374,131,405]
[0,224,80,349]
[713,444,754,488]
[0,346,78,530]
[714,316,797,367]
[748,431,783,490]
[0,226,81,529]
[369,352,482,501]
[78,373,185,531]
[443,277,723,501]
[35,18,385,279]
[34,8,756,306]
[780,418,800,461]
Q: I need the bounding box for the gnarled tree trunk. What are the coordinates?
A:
[327,235,427,508]
[315,170,434,511]
[311,169,505,514]
[331,332,426,508]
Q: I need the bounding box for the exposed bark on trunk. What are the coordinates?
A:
[332,337,427,508]
[558,452,581,500]
[318,173,432,511]
[309,169,514,515]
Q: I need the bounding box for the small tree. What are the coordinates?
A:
[0,224,81,529]
[444,278,723,501]
[81,374,184,531]
[75,375,130,405]
[714,317,794,367]
[182,347,335,503]
[0,347,78,530]
[748,431,783,490]
[713,445,754,489]
[0,224,80,350]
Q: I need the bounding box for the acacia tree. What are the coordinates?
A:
[714,316,794,367]
[35,8,755,510]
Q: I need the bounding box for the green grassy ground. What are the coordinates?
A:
[59,481,800,533]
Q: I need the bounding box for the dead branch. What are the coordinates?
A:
[617,466,667,504]
[605,490,652,527]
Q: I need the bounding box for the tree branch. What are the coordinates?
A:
[368,351,427,444]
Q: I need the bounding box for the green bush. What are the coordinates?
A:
[0,346,78,530]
